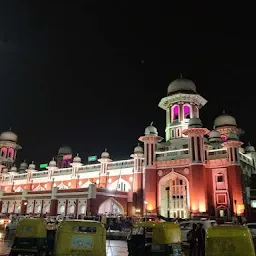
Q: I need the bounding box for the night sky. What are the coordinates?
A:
[0,3,255,166]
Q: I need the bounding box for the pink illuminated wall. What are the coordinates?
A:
[172,105,179,121]
[8,148,14,159]
[183,105,191,119]
[0,148,7,157]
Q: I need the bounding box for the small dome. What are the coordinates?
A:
[49,158,57,167]
[245,144,255,153]
[145,122,158,136]
[101,149,110,159]
[10,165,18,173]
[167,78,196,95]
[58,146,72,155]
[19,161,28,170]
[0,130,18,142]
[73,153,81,163]
[226,131,239,141]
[188,117,203,128]
[214,113,237,128]
[134,144,143,154]
[2,167,8,173]
[28,162,36,170]
[209,130,221,138]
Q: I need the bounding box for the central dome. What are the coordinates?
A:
[0,131,18,142]
[167,78,196,95]
[58,146,72,155]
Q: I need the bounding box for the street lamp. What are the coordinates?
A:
[144,201,148,220]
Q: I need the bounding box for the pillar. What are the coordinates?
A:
[0,190,3,213]
[127,189,133,216]
[50,187,58,216]
[21,189,29,215]
[86,184,97,216]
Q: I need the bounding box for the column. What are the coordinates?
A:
[50,187,58,216]
[21,189,29,215]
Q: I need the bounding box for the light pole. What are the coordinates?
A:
[144,200,148,221]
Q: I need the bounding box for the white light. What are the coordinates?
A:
[144,201,148,205]
[79,181,82,186]
[108,178,112,183]
[129,176,133,182]
[96,179,99,184]
[68,182,71,187]
[251,200,256,208]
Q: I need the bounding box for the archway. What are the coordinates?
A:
[217,206,229,218]
[158,171,190,219]
[98,198,124,215]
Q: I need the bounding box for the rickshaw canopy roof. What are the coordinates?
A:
[206,225,255,256]
[135,221,182,244]
[16,218,47,238]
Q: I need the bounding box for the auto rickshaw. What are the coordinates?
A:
[54,220,106,256]
[205,225,256,256]
[127,221,184,255]
[10,217,48,256]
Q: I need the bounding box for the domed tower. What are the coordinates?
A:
[158,77,207,142]
[0,130,22,169]
[213,111,243,141]
[56,146,73,168]
[208,130,223,149]
[139,123,163,215]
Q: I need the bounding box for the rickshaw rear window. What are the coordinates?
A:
[72,226,97,233]
[23,226,33,233]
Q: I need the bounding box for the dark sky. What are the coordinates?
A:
[0,2,255,166]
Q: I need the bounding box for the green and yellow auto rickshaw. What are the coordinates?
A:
[206,225,256,256]
[54,219,106,256]
[10,218,48,256]
[127,221,184,255]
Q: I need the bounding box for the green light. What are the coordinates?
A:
[88,156,97,162]
[40,163,48,169]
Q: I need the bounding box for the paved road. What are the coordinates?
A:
[0,230,128,256]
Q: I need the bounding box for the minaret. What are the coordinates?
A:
[183,117,209,163]
[98,149,112,188]
[130,144,144,215]
[25,162,37,190]
[139,122,163,215]
[208,130,223,150]
[46,158,58,190]
[0,130,22,169]
[222,131,244,216]
[70,154,83,188]
[158,77,207,142]
[183,117,209,214]
[244,142,256,168]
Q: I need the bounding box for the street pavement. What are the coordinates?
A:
[0,230,128,256]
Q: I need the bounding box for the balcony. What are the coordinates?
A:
[156,148,189,161]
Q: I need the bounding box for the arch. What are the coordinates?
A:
[58,182,68,190]
[183,104,192,119]
[98,197,124,215]
[33,185,45,191]
[15,186,23,192]
[171,105,180,122]
[216,205,229,218]
[158,171,190,218]
[0,147,7,158]
[109,178,131,192]
[8,148,14,159]
[81,181,93,188]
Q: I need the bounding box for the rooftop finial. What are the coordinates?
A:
[222,110,226,114]
[150,121,153,126]
[138,142,140,146]
[76,153,79,156]
[52,157,55,161]
[9,127,12,131]
[248,141,251,146]
[180,73,183,78]
[104,148,107,152]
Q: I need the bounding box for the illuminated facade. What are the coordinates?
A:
[0,77,255,219]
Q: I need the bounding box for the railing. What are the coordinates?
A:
[53,168,72,176]
[13,173,27,180]
[207,149,228,160]
[31,170,48,178]
[107,160,134,170]
[156,149,189,161]
[239,152,254,166]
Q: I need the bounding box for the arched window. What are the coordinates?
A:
[0,148,7,157]
[183,104,191,119]
[172,105,179,122]
[8,148,14,159]
[171,129,175,138]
